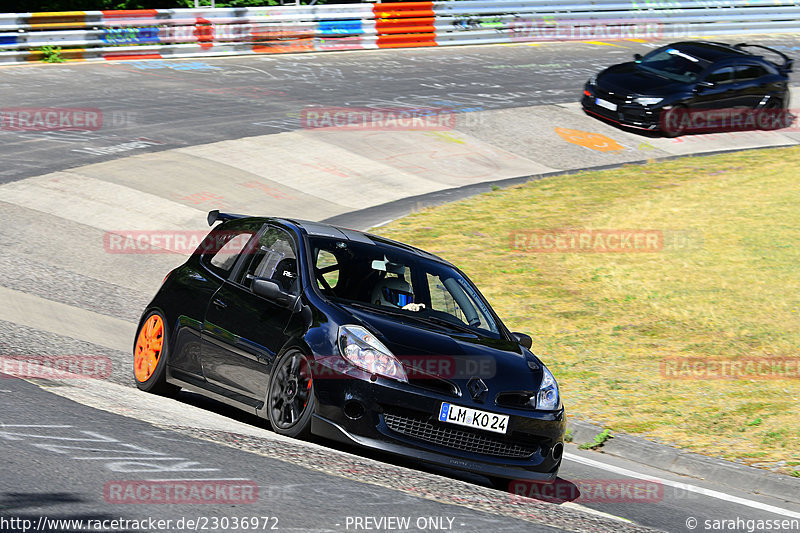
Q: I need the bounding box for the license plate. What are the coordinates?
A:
[438,402,509,434]
[596,98,617,111]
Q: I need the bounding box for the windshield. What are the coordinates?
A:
[309,236,503,338]
[638,46,708,83]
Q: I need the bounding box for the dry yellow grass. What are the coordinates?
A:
[374,146,800,474]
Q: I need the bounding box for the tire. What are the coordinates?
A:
[266,350,315,439]
[759,97,790,131]
[133,311,178,395]
[763,96,783,110]
[662,105,688,137]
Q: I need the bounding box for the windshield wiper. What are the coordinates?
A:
[414,315,478,336]
[345,302,478,335]
[638,65,694,83]
[345,301,407,318]
[638,65,674,81]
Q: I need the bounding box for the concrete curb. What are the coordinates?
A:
[568,420,800,505]
[321,144,796,231]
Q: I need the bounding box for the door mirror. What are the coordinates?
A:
[694,80,715,93]
[633,53,643,63]
[512,332,533,349]
[252,278,281,299]
[252,278,300,311]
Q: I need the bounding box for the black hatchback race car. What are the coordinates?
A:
[133,211,565,484]
[582,41,793,135]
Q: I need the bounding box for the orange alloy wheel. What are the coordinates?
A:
[134,315,164,383]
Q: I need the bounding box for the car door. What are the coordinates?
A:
[168,222,259,382]
[201,224,301,401]
[733,64,770,108]
[693,66,741,110]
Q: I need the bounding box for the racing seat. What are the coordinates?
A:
[271,258,298,294]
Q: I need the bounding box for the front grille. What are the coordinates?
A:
[383,413,537,459]
[622,107,649,120]
[496,391,535,408]
[407,376,459,397]
[593,87,626,103]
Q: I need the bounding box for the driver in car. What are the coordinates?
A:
[371,276,425,312]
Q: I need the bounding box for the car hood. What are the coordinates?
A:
[596,62,689,97]
[341,304,543,390]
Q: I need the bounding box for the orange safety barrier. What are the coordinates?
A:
[25,47,86,61]
[253,39,316,54]
[101,10,160,23]
[28,11,87,30]
[375,17,435,35]
[104,52,162,60]
[102,10,160,18]
[376,33,437,48]
[373,2,436,49]
[373,2,435,19]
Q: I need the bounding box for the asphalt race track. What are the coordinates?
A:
[1,42,624,183]
[2,37,800,533]
[3,35,800,185]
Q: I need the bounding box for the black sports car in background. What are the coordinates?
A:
[582,41,793,135]
[134,211,565,484]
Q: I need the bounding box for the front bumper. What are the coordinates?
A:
[309,363,565,482]
[581,89,662,131]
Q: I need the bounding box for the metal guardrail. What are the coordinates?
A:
[1,0,799,63]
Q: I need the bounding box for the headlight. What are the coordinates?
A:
[338,325,407,382]
[535,366,560,410]
[634,97,663,106]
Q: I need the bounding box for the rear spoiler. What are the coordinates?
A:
[734,43,794,73]
[207,209,249,226]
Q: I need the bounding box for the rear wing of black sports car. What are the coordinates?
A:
[734,43,794,74]
[207,209,249,226]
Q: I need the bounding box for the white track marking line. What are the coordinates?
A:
[0,424,73,428]
[561,501,633,523]
[565,452,800,519]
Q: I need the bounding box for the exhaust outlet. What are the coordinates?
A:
[551,442,564,461]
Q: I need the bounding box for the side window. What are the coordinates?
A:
[237,226,299,295]
[706,67,734,84]
[426,273,498,333]
[202,230,255,278]
[315,249,340,291]
[427,273,466,323]
[735,65,766,81]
